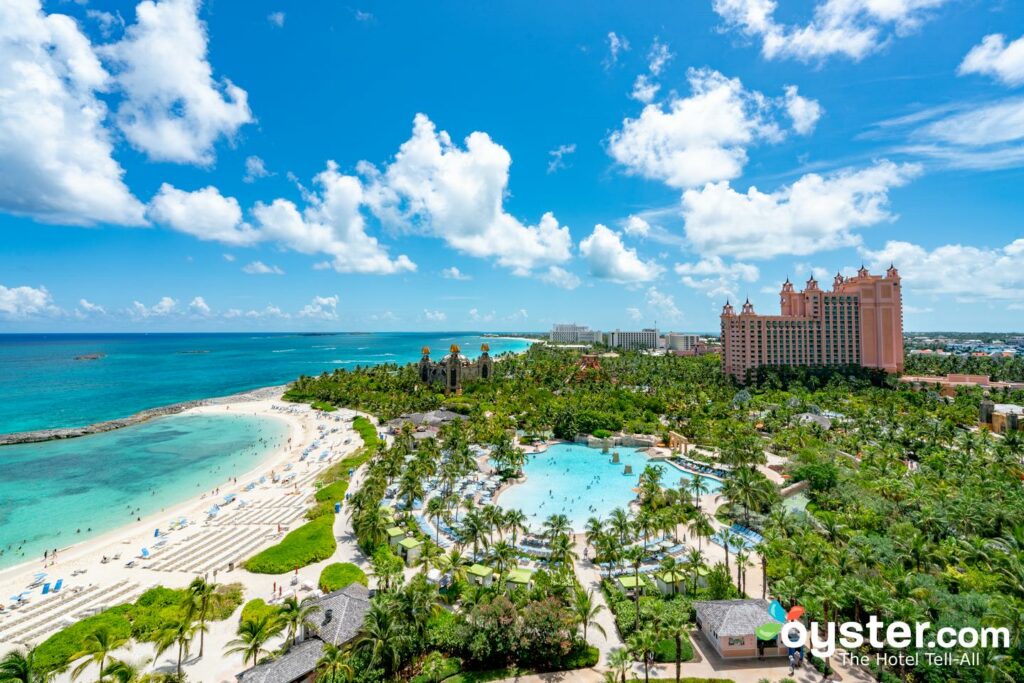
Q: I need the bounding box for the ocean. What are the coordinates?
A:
[0,413,290,570]
[0,332,532,435]
[0,332,532,571]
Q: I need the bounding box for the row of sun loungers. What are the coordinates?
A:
[0,580,142,646]
[668,455,729,479]
[145,526,272,573]
[214,503,306,527]
[730,523,764,544]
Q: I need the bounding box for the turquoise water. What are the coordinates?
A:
[0,333,531,435]
[0,413,288,570]
[496,442,723,531]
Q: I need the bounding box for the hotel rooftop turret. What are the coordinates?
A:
[720,265,904,381]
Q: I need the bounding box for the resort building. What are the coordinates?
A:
[236,584,371,683]
[418,344,493,395]
[694,599,788,660]
[550,323,602,344]
[980,399,1024,434]
[607,328,660,350]
[666,332,700,353]
[899,373,1024,396]
[720,266,904,381]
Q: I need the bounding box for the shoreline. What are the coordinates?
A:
[0,393,348,606]
[0,384,289,446]
[0,395,305,582]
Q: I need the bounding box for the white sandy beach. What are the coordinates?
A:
[0,390,370,682]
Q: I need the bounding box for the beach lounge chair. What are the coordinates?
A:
[41,583,50,595]
[53,579,63,592]
[140,548,150,559]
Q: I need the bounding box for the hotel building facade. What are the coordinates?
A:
[720,266,904,381]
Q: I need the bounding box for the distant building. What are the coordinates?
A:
[550,323,602,344]
[418,344,493,395]
[980,399,1024,434]
[236,584,371,683]
[721,266,904,381]
[666,332,700,352]
[899,373,1024,396]
[607,328,659,350]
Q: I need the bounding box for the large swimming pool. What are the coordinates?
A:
[495,442,723,531]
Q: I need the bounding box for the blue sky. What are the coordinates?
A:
[2,0,1023,332]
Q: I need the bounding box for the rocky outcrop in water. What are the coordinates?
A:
[0,385,287,446]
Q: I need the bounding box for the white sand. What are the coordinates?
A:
[0,391,369,681]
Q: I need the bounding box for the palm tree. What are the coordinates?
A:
[425,497,447,543]
[278,596,322,648]
[607,647,632,683]
[153,610,196,679]
[624,545,646,632]
[661,612,689,683]
[0,648,50,683]
[99,659,146,683]
[719,529,742,583]
[489,540,517,577]
[570,588,606,643]
[690,512,714,552]
[627,629,659,683]
[185,577,221,658]
[543,514,570,544]
[224,613,284,667]
[659,556,681,596]
[70,627,127,682]
[504,509,528,547]
[584,517,604,554]
[315,643,354,683]
[687,474,710,508]
[684,548,706,594]
[608,508,632,546]
[353,602,406,674]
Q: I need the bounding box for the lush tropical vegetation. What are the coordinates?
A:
[319,562,368,592]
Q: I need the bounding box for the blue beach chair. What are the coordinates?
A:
[41,583,50,595]
[53,579,63,592]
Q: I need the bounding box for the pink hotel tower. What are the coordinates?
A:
[720,265,904,381]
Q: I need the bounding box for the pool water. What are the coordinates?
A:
[496,442,723,531]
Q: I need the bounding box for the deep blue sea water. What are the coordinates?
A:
[0,332,532,435]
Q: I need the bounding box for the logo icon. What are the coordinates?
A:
[756,600,805,640]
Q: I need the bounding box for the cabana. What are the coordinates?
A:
[615,575,646,596]
[467,563,494,587]
[504,567,534,590]
[398,537,422,566]
[386,527,406,547]
[655,570,687,596]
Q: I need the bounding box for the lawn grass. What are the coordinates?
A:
[653,633,695,663]
[240,598,280,623]
[318,562,368,592]
[314,478,349,503]
[243,514,337,574]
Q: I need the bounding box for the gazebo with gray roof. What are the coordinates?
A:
[693,599,788,660]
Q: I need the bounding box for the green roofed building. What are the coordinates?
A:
[504,567,534,588]
[398,536,422,566]
[386,526,405,547]
[467,563,494,586]
[655,570,686,596]
[615,575,645,594]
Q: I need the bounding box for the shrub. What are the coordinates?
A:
[211,582,246,620]
[551,643,599,670]
[593,428,613,439]
[653,634,694,663]
[240,598,279,623]
[305,500,337,520]
[243,514,337,573]
[314,479,349,503]
[318,562,368,591]
[33,606,133,675]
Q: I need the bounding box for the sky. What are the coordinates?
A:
[1,0,1023,333]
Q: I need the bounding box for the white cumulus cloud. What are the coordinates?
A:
[0,0,145,226]
[189,295,211,315]
[609,68,816,189]
[423,309,447,322]
[539,266,581,290]
[681,160,921,259]
[784,85,823,135]
[645,287,682,321]
[442,266,471,280]
[299,295,339,320]
[101,0,253,164]
[862,238,1024,300]
[148,183,258,245]
[959,33,1024,87]
[130,296,177,319]
[579,224,663,283]
[365,113,572,275]
[674,256,760,301]
[0,284,59,318]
